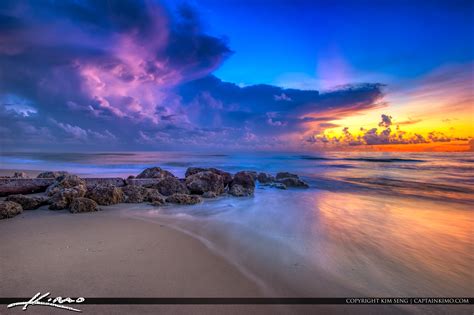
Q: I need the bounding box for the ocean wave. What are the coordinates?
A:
[299,155,332,161]
[344,158,425,163]
[308,176,474,204]
[299,155,425,163]
[163,161,193,167]
[343,177,473,194]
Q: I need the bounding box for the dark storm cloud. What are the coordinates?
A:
[0,0,385,150]
[177,76,385,137]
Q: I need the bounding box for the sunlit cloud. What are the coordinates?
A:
[0,1,471,152]
[305,114,472,151]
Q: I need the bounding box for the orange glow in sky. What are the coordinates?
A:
[303,63,473,152]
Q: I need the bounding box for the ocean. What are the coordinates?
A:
[1,151,473,299]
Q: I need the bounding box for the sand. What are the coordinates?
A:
[0,168,465,314]
[0,207,272,313]
[0,206,416,314]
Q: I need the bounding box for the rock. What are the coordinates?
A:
[276,172,299,180]
[136,167,176,179]
[229,185,248,196]
[122,185,163,205]
[229,171,255,197]
[122,185,149,203]
[84,178,125,189]
[86,184,124,205]
[277,177,309,188]
[257,172,275,183]
[49,186,87,210]
[0,201,23,219]
[232,171,256,185]
[5,194,49,210]
[69,197,99,213]
[127,175,135,180]
[37,171,69,179]
[146,189,165,203]
[211,169,232,186]
[185,167,208,177]
[13,172,28,178]
[150,196,166,206]
[275,172,309,188]
[209,168,233,186]
[46,175,88,210]
[247,171,258,181]
[166,193,202,205]
[202,191,218,198]
[237,171,257,181]
[269,182,287,190]
[145,177,189,196]
[46,175,86,196]
[126,178,162,186]
[185,171,225,195]
[185,167,232,186]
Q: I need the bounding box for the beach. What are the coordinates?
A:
[1,0,472,313]
[0,206,270,314]
[0,205,407,315]
[1,151,473,314]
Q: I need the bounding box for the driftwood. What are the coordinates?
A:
[0,177,126,196]
[0,178,55,196]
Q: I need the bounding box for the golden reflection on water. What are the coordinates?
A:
[313,191,474,296]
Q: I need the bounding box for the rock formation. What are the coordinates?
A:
[136,167,175,179]
[257,172,275,183]
[0,167,309,219]
[70,198,99,213]
[47,175,87,210]
[5,194,49,210]
[185,171,225,195]
[229,171,256,196]
[0,201,23,219]
[275,172,309,188]
[13,172,28,178]
[37,171,69,179]
[166,193,202,205]
[145,177,189,196]
[86,184,124,205]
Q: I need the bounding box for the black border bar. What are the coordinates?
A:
[1,298,473,305]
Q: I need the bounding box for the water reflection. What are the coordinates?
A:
[314,191,474,296]
[131,187,473,298]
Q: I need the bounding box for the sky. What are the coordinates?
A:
[0,0,473,152]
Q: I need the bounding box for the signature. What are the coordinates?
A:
[7,292,85,312]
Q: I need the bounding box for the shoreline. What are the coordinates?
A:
[2,204,471,314]
[0,206,265,298]
[0,205,409,315]
[1,166,472,314]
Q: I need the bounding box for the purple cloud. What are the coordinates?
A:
[0,0,386,151]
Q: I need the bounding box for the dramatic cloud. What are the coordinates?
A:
[0,0,386,150]
[378,114,392,128]
[177,76,385,137]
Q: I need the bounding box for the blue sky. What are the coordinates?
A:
[0,0,472,151]
[187,0,473,89]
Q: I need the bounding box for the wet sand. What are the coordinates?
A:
[1,167,472,314]
[0,206,413,314]
[0,207,269,314]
